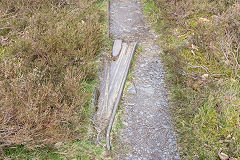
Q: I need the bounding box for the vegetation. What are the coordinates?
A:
[0,0,108,158]
[143,0,240,159]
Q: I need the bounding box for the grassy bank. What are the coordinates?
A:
[143,0,239,159]
[0,0,108,159]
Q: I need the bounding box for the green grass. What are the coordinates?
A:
[3,139,105,160]
[3,146,62,160]
[110,101,128,158]
[142,0,240,159]
[57,140,105,159]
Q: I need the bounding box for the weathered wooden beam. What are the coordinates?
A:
[106,42,137,151]
[95,43,128,132]
[94,40,137,151]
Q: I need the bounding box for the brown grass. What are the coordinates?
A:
[0,0,106,148]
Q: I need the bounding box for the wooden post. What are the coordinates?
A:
[107,0,110,38]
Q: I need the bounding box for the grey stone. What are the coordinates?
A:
[141,86,154,94]
[112,39,122,59]
[128,82,137,95]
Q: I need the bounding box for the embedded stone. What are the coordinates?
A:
[112,39,122,60]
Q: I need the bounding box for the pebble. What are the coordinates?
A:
[141,86,154,94]
[128,82,137,95]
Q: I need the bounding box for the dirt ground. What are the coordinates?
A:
[110,0,179,159]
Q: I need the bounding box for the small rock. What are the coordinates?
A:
[119,135,123,141]
[112,39,122,59]
[128,82,137,95]
[122,121,128,126]
[149,72,154,75]
[141,86,154,94]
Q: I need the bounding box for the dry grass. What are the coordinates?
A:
[143,0,240,159]
[0,0,107,151]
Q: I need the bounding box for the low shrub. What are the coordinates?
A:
[0,0,106,149]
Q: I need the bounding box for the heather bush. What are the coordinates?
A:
[0,0,106,149]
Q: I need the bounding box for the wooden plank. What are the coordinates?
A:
[95,43,128,132]
[95,61,111,132]
[94,41,137,150]
[106,42,137,151]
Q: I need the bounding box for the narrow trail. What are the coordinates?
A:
[110,0,179,159]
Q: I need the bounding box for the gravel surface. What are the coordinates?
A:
[110,0,179,159]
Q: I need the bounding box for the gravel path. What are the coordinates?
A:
[110,0,179,159]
